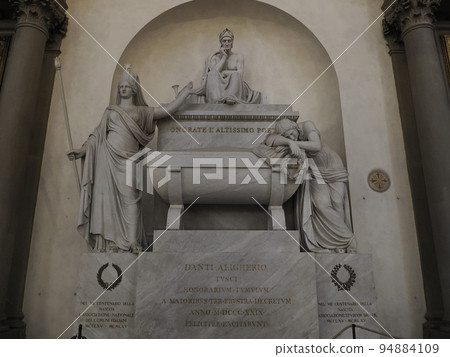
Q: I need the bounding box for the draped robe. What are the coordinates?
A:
[261,133,355,252]
[77,105,154,251]
[191,51,262,104]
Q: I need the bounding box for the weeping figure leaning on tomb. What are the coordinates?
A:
[67,66,193,253]
[191,28,262,104]
[261,119,356,253]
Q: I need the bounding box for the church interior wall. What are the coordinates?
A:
[22,0,425,338]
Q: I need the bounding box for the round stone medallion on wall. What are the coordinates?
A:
[368,169,391,193]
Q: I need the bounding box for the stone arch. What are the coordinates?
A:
[111,0,346,159]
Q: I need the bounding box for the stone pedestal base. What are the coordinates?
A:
[75,231,378,338]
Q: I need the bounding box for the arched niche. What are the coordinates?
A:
[110,0,346,160]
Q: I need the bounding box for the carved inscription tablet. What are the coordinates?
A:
[134,252,319,338]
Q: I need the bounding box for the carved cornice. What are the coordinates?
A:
[384,0,441,38]
[10,0,67,38]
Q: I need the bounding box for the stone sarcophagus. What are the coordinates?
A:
[152,104,300,230]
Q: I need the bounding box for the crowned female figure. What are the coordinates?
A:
[68,66,193,253]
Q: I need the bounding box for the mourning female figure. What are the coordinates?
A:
[264,119,356,253]
[68,67,193,253]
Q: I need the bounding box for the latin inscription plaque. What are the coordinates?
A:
[134,252,319,338]
[75,254,137,338]
[314,254,379,339]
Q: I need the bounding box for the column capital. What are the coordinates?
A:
[382,18,405,54]
[46,16,68,52]
[9,0,68,39]
[383,0,441,38]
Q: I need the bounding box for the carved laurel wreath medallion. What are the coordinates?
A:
[97,263,122,291]
[330,264,356,291]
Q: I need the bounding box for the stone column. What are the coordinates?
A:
[384,0,450,334]
[5,19,67,335]
[0,0,67,334]
[383,17,445,332]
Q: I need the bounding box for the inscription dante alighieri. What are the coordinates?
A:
[158,262,293,328]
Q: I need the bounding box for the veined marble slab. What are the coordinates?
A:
[153,230,300,253]
[134,252,318,338]
[75,254,138,338]
[314,254,379,339]
[74,241,377,339]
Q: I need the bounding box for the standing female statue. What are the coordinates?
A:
[261,119,356,253]
[67,66,193,253]
[191,28,262,104]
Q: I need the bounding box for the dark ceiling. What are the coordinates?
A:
[0,1,449,24]
[437,0,450,21]
[0,0,13,21]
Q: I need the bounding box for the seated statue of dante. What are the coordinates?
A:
[191,28,263,104]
